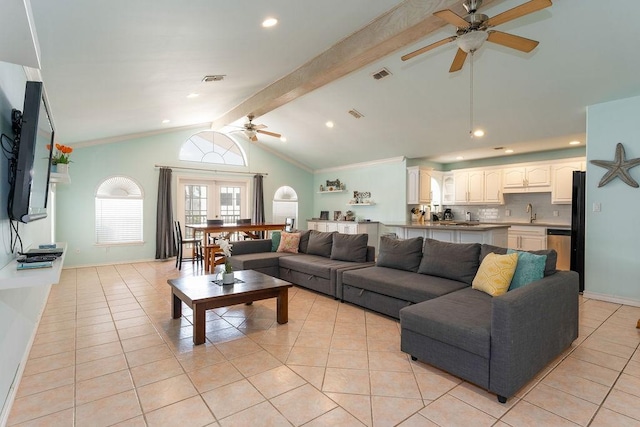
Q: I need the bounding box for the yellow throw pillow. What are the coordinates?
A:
[472,252,519,297]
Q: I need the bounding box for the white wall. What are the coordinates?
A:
[584,94,640,306]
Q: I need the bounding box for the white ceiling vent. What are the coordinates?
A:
[371,68,392,80]
[202,75,226,82]
[348,109,364,119]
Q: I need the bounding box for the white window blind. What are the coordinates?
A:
[95,176,144,244]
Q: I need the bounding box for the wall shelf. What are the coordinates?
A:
[0,243,67,291]
[318,190,344,194]
[347,203,375,206]
[50,172,70,184]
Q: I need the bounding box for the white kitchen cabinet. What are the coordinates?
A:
[483,169,503,204]
[453,170,484,204]
[508,226,547,251]
[407,166,432,205]
[552,161,582,204]
[431,229,455,243]
[442,173,455,205]
[307,221,379,253]
[503,165,551,191]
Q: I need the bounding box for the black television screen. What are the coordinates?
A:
[9,81,55,223]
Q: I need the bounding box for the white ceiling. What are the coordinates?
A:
[29,0,640,170]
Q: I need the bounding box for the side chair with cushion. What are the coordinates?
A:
[174,221,202,270]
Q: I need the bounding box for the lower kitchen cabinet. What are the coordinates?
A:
[508,226,547,251]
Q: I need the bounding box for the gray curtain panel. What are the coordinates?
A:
[156,167,177,259]
[252,174,265,237]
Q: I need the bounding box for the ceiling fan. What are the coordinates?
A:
[234,114,282,142]
[401,0,551,72]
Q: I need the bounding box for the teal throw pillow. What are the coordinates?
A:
[271,231,282,252]
[507,249,547,290]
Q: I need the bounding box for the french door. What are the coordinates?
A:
[177,177,249,239]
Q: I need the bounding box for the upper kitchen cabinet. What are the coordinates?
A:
[442,173,455,205]
[483,169,503,204]
[551,160,584,204]
[453,170,484,204]
[503,164,551,192]
[407,166,432,205]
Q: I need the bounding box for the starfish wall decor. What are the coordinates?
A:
[590,143,640,188]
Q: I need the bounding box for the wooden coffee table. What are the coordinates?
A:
[168,270,293,345]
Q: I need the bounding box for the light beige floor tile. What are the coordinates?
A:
[413,365,461,401]
[248,365,306,399]
[230,349,282,377]
[325,392,372,427]
[370,371,421,399]
[130,357,185,387]
[397,412,440,427]
[136,374,198,413]
[286,346,329,367]
[76,341,123,364]
[304,407,366,427]
[75,330,120,349]
[218,401,290,427]
[323,368,370,395]
[524,382,598,426]
[28,339,75,359]
[33,328,75,346]
[75,389,142,427]
[581,335,636,359]
[615,373,640,398]
[76,321,116,338]
[502,400,583,426]
[9,407,74,426]
[15,366,74,398]
[125,343,174,367]
[259,343,293,363]
[372,396,424,427]
[76,369,134,405]
[120,332,165,352]
[543,368,610,404]
[117,323,158,340]
[271,383,337,426]
[624,360,640,378]
[289,365,326,390]
[330,334,368,351]
[448,382,517,419]
[201,379,265,419]
[215,337,262,359]
[75,353,128,382]
[187,361,244,393]
[555,356,620,387]
[590,407,640,427]
[569,346,629,371]
[328,349,369,370]
[175,346,226,372]
[294,332,332,349]
[420,395,495,427]
[603,388,640,420]
[8,384,74,425]
[145,395,215,427]
[368,351,412,372]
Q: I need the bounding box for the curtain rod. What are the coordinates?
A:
[154,164,268,176]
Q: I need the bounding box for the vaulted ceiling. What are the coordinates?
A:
[29,0,640,170]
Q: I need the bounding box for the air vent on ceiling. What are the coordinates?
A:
[202,75,226,82]
[348,109,364,119]
[371,68,392,80]
[493,147,505,150]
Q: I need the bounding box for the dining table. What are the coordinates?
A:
[186,222,286,271]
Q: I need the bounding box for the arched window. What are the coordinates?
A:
[179,130,247,166]
[273,186,298,227]
[95,176,144,244]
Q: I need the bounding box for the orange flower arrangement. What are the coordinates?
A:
[47,143,73,165]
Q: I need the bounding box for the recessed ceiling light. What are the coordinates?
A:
[456,156,464,160]
[569,140,581,145]
[505,149,514,154]
[187,93,199,98]
[280,136,287,142]
[473,129,485,137]
[262,17,278,28]
[325,121,334,128]
[162,119,170,124]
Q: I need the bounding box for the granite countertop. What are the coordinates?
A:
[384,221,571,230]
[307,219,380,224]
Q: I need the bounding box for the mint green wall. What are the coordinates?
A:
[313,159,407,226]
[585,95,640,304]
[57,130,313,267]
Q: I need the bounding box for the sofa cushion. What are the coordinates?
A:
[472,252,518,296]
[376,236,423,272]
[279,254,346,280]
[306,230,336,257]
[271,231,281,252]
[277,232,301,253]
[331,233,368,263]
[341,266,468,303]
[400,287,492,358]
[507,249,547,290]
[418,239,481,285]
[298,229,312,253]
[481,244,557,277]
[229,252,295,271]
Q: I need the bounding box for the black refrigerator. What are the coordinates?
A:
[571,171,586,292]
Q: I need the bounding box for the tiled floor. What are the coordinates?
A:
[7,261,640,426]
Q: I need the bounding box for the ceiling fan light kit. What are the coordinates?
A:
[231,114,282,143]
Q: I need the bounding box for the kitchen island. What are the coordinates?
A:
[383,222,510,246]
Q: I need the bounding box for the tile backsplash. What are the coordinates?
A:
[444,192,571,224]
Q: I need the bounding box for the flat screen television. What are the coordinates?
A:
[9,81,55,223]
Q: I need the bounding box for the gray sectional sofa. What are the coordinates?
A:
[229,231,579,403]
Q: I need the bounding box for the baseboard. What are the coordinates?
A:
[582,291,640,308]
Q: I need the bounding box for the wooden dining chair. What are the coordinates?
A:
[236,218,253,240]
[174,221,202,270]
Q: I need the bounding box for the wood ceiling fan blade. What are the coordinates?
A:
[449,48,468,73]
[254,124,267,129]
[257,129,282,138]
[401,36,456,61]
[486,0,552,27]
[250,135,258,142]
[434,9,469,28]
[487,30,539,52]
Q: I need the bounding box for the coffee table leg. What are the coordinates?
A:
[172,292,182,319]
[193,304,206,345]
[276,288,289,324]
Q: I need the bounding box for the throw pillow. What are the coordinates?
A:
[271,231,282,252]
[331,233,368,263]
[277,232,301,253]
[481,244,557,277]
[418,239,481,285]
[306,230,336,257]
[472,252,519,297]
[376,236,423,272]
[507,249,547,290]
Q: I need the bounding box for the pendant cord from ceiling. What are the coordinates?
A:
[154,164,268,176]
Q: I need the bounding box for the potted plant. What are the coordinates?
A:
[218,239,234,284]
[47,143,73,173]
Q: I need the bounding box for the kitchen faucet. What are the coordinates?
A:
[526,203,536,223]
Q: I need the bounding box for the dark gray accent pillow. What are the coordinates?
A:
[331,233,368,263]
[297,229,311,253]
[481,244,557,276]
[418,239,480,285]
[306,230,336,258]
[376,236,423,272]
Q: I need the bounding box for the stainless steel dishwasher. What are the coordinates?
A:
[547,228,571,270]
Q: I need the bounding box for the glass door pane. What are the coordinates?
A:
[184,184,208,239]
[219,185,242,224]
